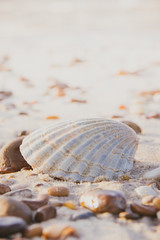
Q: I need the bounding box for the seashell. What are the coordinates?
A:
[121,121,142,134]
[20,119,138,183]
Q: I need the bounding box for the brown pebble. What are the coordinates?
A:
[34,205,56,222]
[47,186,69,197]
[0,196,32,223]
[17,131,30,137]
[80,189,126,214]
[0,137,32,173]
[130,203,157,217]
[24,224,42,238]
[43,224,79,239]
[121,121,142,134]
[0,184,11,194]
[21,194,49,210]
[153,197,160,210]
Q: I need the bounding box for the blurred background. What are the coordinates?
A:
[0,0,160,142]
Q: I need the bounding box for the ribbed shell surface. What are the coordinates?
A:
[20,119,138,182]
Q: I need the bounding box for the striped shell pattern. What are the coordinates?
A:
[20,119,138,182]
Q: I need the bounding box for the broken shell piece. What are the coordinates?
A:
[0,137,32,174]
[42,224,79,239]
[20,118,138,182]
[143,167,160,180]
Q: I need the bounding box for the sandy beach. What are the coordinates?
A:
[1,0,160,239]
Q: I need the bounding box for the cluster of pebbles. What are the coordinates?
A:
[0,180,160,239]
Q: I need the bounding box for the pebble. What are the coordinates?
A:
[0,216,26,237]
[0,137,32,173]
[43,224,79,239]
[22,194,49,210]
[130,203,157,217]
[119,209,140,220]
[71,210,95,221]
[34,205,56,222]
[47,186,69,197]
[24,224,42,238]
[0,184,11,194]
[121,121,142,134]
[135,186,157,198]
[5,188,32,199]
[143,167,160,180]
[153,197,160,210]
[63,201,75,210]
[0,196,32,223]
[80,189,126,214]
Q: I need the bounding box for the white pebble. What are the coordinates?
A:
[135,186,157,197]
[143,167,160,180]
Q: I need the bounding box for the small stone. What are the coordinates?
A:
[119,210,140,220]
[0,196,32,223]
[135,186,157,198]
[5,188,32,199]
[0,137,32,174]
[71,210,95,221]
[80,189,126,214]
[143,167,160,180]
[17,131,30,137]
[47,186,69,197]
[22,194,49,210]
[24,224,42,238]
[153,197,160,210]
[0,184,11,194]
[0,216,26,237]
[63,201,75,210]
[34,205,56,222]
[121,121,142,134]
[43,224,79,239]
[130,203,157,217]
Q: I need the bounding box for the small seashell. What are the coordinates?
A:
[20,119,138,182]
[121,121,142,134]
[47,186,69,197]
[135,186,157,198]
[130,203,157,217]
[42,224,79,239]
[143,167,160,180]
[80,189,126,214]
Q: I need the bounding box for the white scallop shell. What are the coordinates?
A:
[20,119,138,182]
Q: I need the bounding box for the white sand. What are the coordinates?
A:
[0,0,160,239]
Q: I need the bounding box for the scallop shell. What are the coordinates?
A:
[20,119,138,182]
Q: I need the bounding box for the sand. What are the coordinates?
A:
[0,0,160,239]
